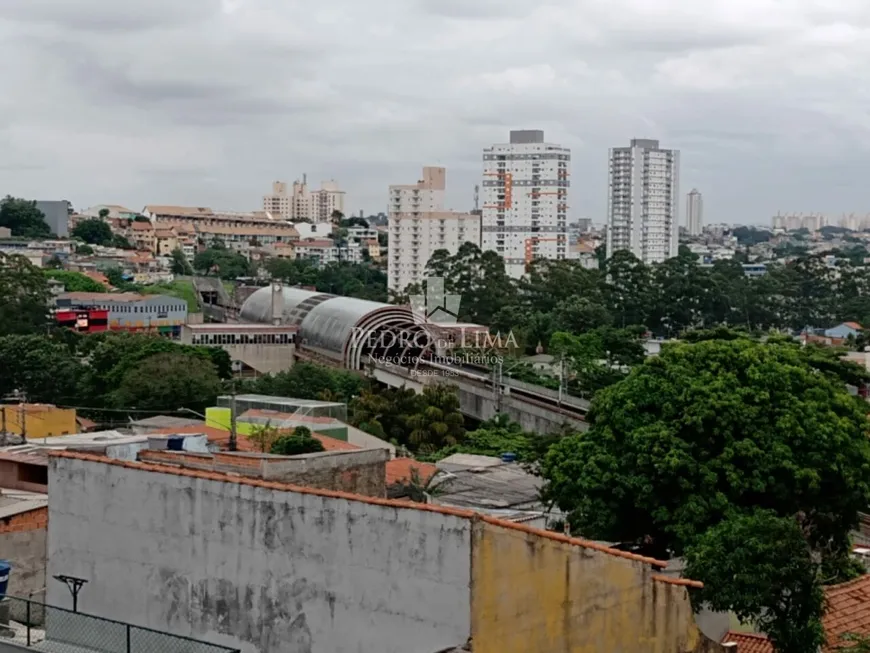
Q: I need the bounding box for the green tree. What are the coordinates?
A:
[0,196,51,238]
[44,270,106,293]
[169,248,193,275]
[78,332,232,409]
[270,426,325,455]
[112,234,135,250]
[406,384,466,452]
[243,362,364,403]
[685,511,825,653]
[71,218,113,245]
[75,244,94,255]
[0,335,82,404]
[549,325,646,397]
[427,414,558,467]
[104,267,128,289]
[193,245,251,280]
[112,352,222,414]
[602,250,652,328]
[541,337,870,647]
[0,253,50,336]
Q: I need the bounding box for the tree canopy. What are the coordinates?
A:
[0,253,50,336]
[71,218,113,245]
[193,243,252,280]
[264,258,388,302]
[112,352,222,414]
[350,384,466,452]
[541,336,870,650]
[0,196,51,238]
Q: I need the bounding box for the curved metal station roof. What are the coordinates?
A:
[239,286,428,368]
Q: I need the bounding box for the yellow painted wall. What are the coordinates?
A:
[205,406,256,436]
[1,405,77,439]
[471,520,722,653]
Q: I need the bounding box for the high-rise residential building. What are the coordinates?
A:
[388,167,481,293]
[263,176,345,222]
[606,138,680,264]
[686,189,703,236]
[481,130,570,279]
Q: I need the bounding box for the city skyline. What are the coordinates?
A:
[4,1,870,224]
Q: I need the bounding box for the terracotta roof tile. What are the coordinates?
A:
[385,458,438,485]
[720,575,870,652]
[824,575,870,649]
[312,433,360,452]
[721,632,773,653]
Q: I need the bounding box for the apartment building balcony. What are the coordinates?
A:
[0,596,239,653]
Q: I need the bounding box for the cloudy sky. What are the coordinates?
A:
[2,0,870,225]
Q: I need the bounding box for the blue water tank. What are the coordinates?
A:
[500,452,517,463]
[167,436,184,451]
[0,561,11,599]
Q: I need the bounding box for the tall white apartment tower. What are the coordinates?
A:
[606,138,680,264]
[482,130,570,278]
[686,188,703,236]
[388,167,481,293]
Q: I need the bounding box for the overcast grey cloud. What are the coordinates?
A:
[3,0,870,224]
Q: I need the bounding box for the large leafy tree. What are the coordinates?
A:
[548,325,646,397]
[112,352,222,414]
[193,244,251,280]
[0,253,51,336]
[70,218,113,246]
[0,196,51,238]
[541,337,870,648]
[685,511,826,653]
[0,335,82,404]
[77,332,231,409]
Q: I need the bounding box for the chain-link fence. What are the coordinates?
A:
[0,596,240,653]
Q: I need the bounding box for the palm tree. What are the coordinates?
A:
[407,384,465,452]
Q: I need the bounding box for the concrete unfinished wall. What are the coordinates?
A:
[47,456,472,653]
[137,449,389,498]
[471,520,722,653]
[0,508,47,600]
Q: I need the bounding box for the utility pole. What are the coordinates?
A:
[229,384,238,452]
[19,392,26,443]
[493,359,504,414]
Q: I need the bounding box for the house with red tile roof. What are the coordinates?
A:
[721,574,870,652]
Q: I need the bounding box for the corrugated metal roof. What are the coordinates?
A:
[0,489,48,519]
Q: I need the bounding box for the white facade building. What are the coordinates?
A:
[292,222,334,239]
[481,130,570,279]
[263,177,346,222]
[388,167,480,292]
[606,138,680,264]
[686,189,703,236]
